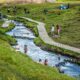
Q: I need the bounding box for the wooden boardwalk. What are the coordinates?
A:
[21,17,80,53]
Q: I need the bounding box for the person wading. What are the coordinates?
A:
[24,45,28,53]
[44,59,48,65]
[39,59,42,62]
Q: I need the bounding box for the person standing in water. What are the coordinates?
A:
[44,59,48,65]
[39,59,42,62]
[58,54,61,61]
[24,45,28,53]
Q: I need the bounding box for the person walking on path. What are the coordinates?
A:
[51,24,55,36]
[56,24,61,36]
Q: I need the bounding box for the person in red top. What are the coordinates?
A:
[56,24,61,36]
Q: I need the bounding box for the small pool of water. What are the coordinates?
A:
[7,21,80,77]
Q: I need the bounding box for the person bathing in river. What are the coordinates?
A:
[44,59,48,65]
[24,45,28,53]
[39,59,42,63]
[58,54,61,61]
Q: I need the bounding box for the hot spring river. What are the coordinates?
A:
[6,21,80,78]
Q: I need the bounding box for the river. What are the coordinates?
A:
[6,21,80,78]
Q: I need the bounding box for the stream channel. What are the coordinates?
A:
[6,20,80,78]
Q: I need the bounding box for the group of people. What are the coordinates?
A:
[39,55,61,66]
[39,59,48,65]
[16,44,62,67]
[51,24,61,37]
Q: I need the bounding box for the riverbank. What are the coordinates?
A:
[11,17,80,65]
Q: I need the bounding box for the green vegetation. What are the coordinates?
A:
[1,3,80,48]
[3,3,80,58]
[0,2,80,80]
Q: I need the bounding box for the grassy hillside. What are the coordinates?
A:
[1,3,80,48]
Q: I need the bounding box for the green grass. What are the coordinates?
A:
[0,12,76,80]
[3,3,80,55]
[1,3,80,48]
[0,18,75,80]
[0,3,79,80]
